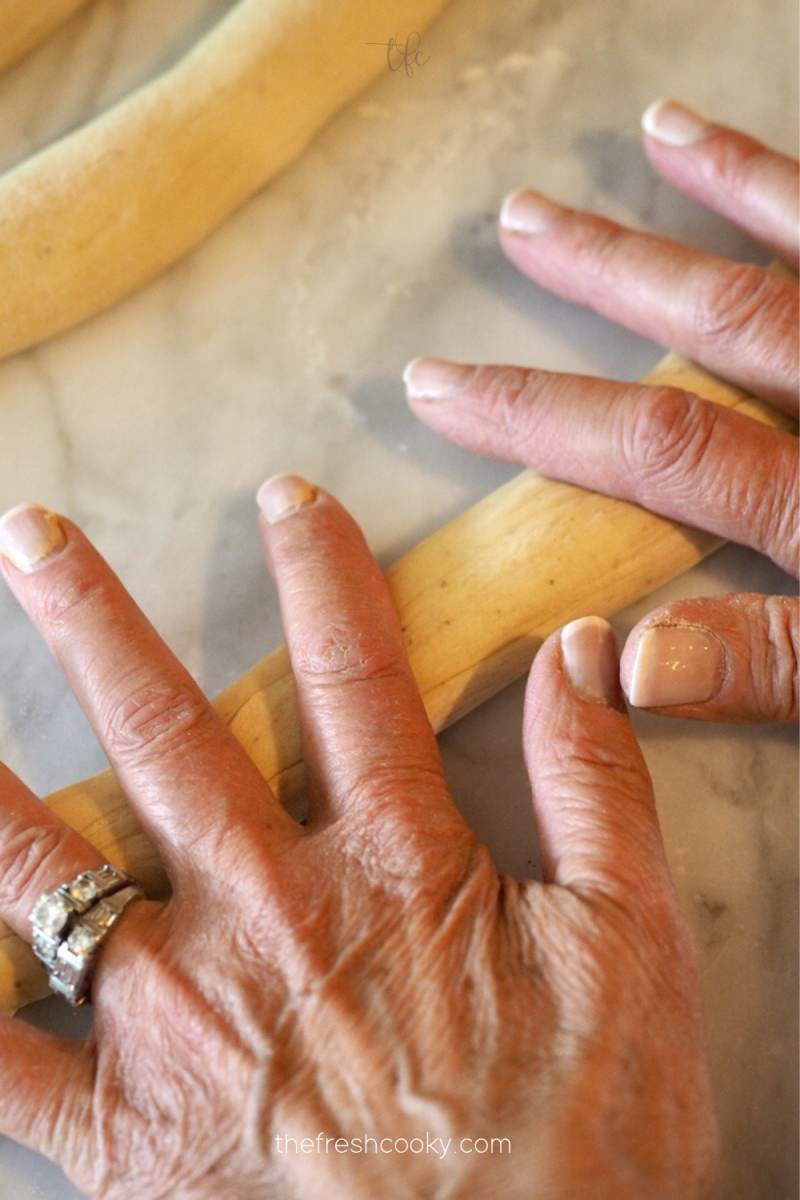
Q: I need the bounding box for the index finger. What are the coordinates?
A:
[0,505,300,885]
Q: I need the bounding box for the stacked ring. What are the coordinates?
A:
[30,865,143,1006]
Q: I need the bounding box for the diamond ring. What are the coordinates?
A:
[30,865,143,1005]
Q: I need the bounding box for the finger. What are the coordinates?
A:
[0,1015,91,1163]
[403,360,799,576]
[621,594,798,723]
[524,617,718,1188]
[257,476,460,835]
[497,190,799,414]
[524,616,676,905]
[0,505,299,884]
[0,762,118,942]
[641,99,800,270]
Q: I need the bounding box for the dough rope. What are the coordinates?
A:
[0,0,450,361]
[0,0,91,74]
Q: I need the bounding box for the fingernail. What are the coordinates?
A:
[0,504,66,573]
[499,188,571,235]
[561,616,624,709]
[641,99,714,147]
[257,474,317,523]
[628,624,724,707]
[403,357,477,401]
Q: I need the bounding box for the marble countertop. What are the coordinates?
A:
[0,1,796,1196]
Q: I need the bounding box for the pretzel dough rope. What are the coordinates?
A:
[0,353,794,1013]
[0,0,91,74]
[0,0,451,362]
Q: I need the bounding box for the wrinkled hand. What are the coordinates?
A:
[0,485,716,1198]
[405,99,799,723]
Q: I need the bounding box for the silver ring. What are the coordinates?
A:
[48,886,143,1006]
[30,865,143,1003]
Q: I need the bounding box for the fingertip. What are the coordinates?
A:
[402,356,477,402]
[641,98,715,148]
[256,474,318,525]
[499,188,571,236]
[524,621,665,896]
[620,595,799,723]
[560,616,625,712]
[623,623,725,710]
[0,503,67,574]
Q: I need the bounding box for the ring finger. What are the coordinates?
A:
[0,504,300,897]
[0,762,119,943]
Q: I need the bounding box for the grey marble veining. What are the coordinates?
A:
[0,1,796,1197]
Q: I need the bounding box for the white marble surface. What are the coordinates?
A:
[0,1,797,1196]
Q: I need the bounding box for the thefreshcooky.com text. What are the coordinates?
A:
[274,1133,510,1159]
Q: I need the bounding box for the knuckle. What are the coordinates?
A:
[723,141,792,215]
[101,674,214,761]
[622,386,716,494]
[38,571,114,638]
[691,262,783,355]
[571,219,632,300]
[756,450,799,573]
[0,819,65,909]
[483,367,542,439]
[574,216,626,266]
[757,596,799,722]
[291,621,403,689]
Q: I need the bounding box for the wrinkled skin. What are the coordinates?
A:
[406,101,798,722]
[0,492,715,1199]
[1,100,795,1198]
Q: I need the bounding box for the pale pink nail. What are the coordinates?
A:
[0,504,66,573]
[561,616,624,709]
[628,625,724,707]
[499,188,571,235]
[403,357,477,401]
[257,475,317,524]
[641,99,714,148]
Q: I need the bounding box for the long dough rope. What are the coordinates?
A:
[0,0,91,74]
[0,0,451,361]
[0,353,794,1013]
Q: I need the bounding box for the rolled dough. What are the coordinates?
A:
[0,1,91,74]
[0,0,451,360]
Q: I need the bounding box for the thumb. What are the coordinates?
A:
[620,594,798,723]
[524,617,675,904]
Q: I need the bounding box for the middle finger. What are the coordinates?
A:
[498,194,799,414]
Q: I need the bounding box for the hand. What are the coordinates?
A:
[0,485,716,1198]
[404,99,799,723]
